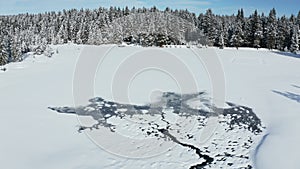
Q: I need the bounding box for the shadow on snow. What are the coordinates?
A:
[272,90,300,103]
[272,51,300,59]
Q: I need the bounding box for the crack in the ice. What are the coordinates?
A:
[157,110,213,168]
[157,128,214,168]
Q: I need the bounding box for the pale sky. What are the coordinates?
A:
[0,0,299,16]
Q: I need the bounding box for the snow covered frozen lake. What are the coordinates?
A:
[1,44,300,169]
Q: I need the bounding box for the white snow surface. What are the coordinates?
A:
[1,44,300,169]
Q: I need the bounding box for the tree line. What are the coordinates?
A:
[0,6,299,65]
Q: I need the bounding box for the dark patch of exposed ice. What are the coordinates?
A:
[49,92,264,168]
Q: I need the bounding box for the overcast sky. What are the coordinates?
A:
[0,0,299,16]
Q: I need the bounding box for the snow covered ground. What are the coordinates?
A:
[1,44,300,169]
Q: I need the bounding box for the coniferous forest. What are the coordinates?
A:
[0,6,300,65]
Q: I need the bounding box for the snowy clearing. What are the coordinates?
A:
[1,44,300,169]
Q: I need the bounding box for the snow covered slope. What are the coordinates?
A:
[1,44,300,169]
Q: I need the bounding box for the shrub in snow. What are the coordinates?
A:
[32,45,46,55]
[43,46,55,57]
[118,42,127,47]
[123,33,181,47]
[31,45,54,57]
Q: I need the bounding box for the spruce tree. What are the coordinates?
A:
[277,16,289,51]
[230,9,244,49]
[203,9,217,46]
[290,26,299,53]
[2,35,12,64]
[266,8,277,50]
[0,42,4,65]
[218,32,225,49]
[297,11,300,28]
[250,10,263,48]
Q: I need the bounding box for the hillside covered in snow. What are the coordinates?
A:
[1,6,300,66]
